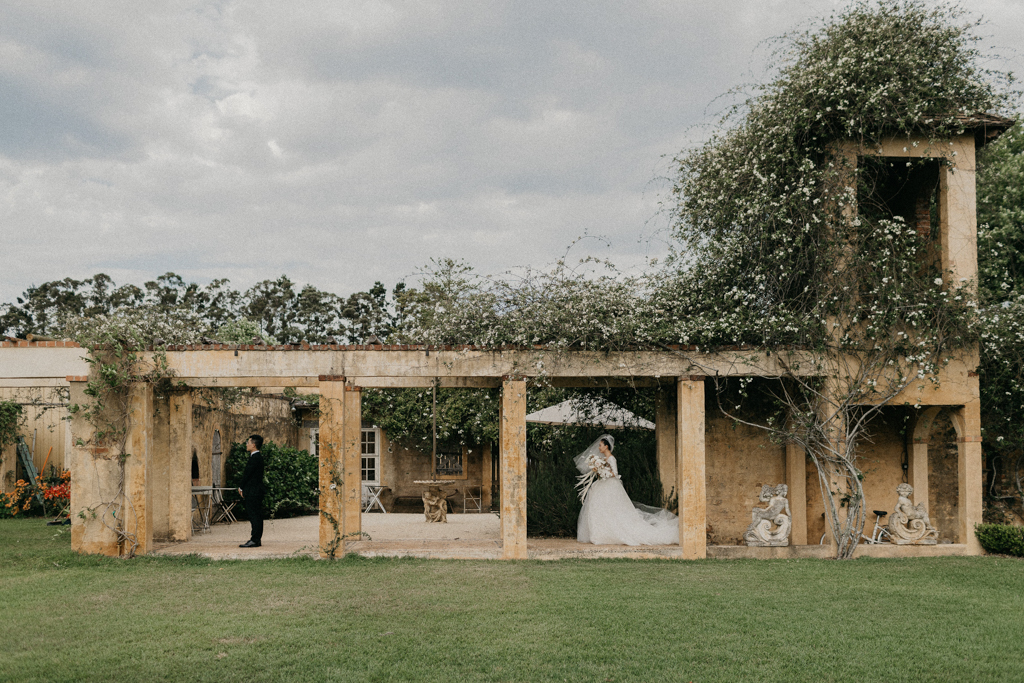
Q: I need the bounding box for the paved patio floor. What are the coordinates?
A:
[152,513,502,560]
[151,513,968,560]
[149,513,696,560]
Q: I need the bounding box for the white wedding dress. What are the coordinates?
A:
[575,437,679,546]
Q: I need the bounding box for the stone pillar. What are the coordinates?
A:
[481,443,493,511]
[150,394,170,542]
[655,385,677,508]
[167,391,193,541]
[939,136,977,288]
[318,377,346,558]
[69,380,156,557]
[342,384,362,543]
[123,383,154,556]
[500,378,527,559]
[953,395,983,554]
[785,442,807,545]
[908,407,940,513]
[677,376,706,559]
[69,379,119,556]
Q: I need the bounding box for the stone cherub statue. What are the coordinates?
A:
[743,484,792,546]
[887,483,938,544]
[422,489,448,523]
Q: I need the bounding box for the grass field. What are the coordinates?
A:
[2,519,1023,682]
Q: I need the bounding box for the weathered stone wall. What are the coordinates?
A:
[929,413,960,543]
[192,395,299,488]
[855,411,907,537]
[378,431,488,512]
[705,416,786,546]
[704,409,909,546]
[150,394,172,540]
[803,411,906,545]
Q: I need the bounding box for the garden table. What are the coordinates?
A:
[190,486,213,533]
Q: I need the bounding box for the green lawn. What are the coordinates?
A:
[2,519,1023,682]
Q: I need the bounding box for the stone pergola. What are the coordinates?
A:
[1,123,1004,559]
[0,340,984,559]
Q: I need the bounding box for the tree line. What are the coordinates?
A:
[0,272,421,345]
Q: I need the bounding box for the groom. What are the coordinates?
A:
[238,434,266,548]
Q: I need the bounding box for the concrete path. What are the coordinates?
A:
[152,513,502,560]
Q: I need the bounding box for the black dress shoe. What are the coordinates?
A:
[239,540,261,548]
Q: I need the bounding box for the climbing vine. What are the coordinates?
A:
[64,306,200,557]
[0,400,22,453]
[402,2,1017,558]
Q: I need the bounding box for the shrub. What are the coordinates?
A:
[225,440,318,519]
[975,524,1024,556]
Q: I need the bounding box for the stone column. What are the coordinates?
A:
[677,376,706,559]
[500,378,527,559]
[318,376,346,558]
[123,383,154,556]
[481,443,493,511]
[167,391,193,541]
[953,395,983,554]
[785,442,807,545]
[908,407,940,513]
[68,378,119,556]
[150,394,170,542]
[655,385,677,508]
[342,384,362,543]
[939,136,977,288]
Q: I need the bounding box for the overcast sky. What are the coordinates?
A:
[1,0,1021,304]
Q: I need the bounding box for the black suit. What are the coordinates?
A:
[240,450,266,543]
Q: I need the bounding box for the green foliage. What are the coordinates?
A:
[225,441,318,519]
[0,400,23,451]
[978,126,1024,305]
[362,386,500,450]
[974,523,1024,556]
[977,126,1024,461]
[395,256,652,349]
[215,318,277,344]
[666,0,1008,350]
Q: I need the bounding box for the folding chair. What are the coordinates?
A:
[363,485,388,513]
[463,485,483,513]
[211,488,238,524]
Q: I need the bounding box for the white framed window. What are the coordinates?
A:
[310,426,381,497]
[361,428,380,485]
[361,428,381,505]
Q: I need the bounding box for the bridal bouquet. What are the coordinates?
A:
[575,453,614,501]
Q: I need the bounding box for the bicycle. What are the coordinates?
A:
[819,510,892,545]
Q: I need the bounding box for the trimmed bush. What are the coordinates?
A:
[975,524,1024,556]
[226,441,318,519]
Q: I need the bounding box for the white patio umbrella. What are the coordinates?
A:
[525,399,655,430]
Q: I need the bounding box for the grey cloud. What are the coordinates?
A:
[1,0,1021,305]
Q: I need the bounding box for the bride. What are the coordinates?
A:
[575,434,679,546]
